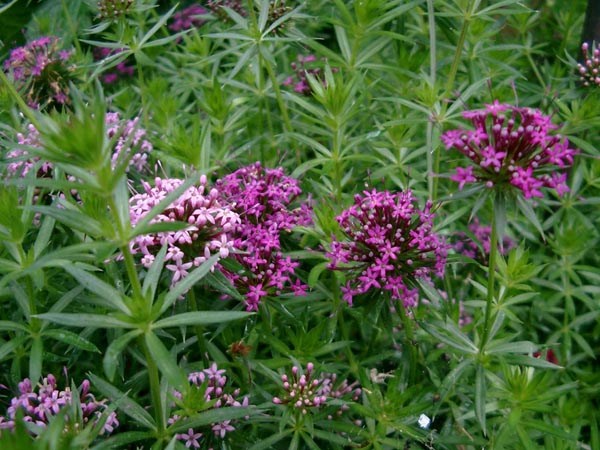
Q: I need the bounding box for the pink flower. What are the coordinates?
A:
[327,189,447,307]
[442,103,578,198]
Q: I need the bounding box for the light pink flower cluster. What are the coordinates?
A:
[272,363,361,417]
[216,162,312,311]
[129,176,240,284]
[3,36,74,108]
[106,112,152,172]
[327,189,447,308]
[453,218,515,260]
[442,101,578,199]
[577,42,600,87]
[5,112,152,179]
[0,374,118,435]
[169,363,250,448]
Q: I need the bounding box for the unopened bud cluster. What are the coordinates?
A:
[97,0,133,20]
[577,42,600,87]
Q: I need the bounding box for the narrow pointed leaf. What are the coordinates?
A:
[144,331,187,388]
[153,311,250,329]
[35,313,134,329]
[43,329,101,353]
[103,329,143,381]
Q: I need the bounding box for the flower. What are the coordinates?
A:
[453,218,515,260]
[327,189,447,308]
[0,374,117,435]
[272,362,361,417]
[97,0,133,19]
[129,176,239,286]
[282,54,337,96]
[169,4,208,32]
[3,36,75,109]
[5,112,152,179]
[93,47,135,85]
[215,163,312,311]
[170,363,250,446]
[577,42,600,87]
[442,102,578,199]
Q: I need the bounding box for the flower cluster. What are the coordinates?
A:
[282,54,335,96]
[106,112,153,172]
[453,218,515,260]
[272,363,361,417]
[0,374,118,435]
[206,0,247,22]
[3,36,74,108]
[266,0,292,35]
[4,112,152,179]
[169,363,250,448]
[577,42,600,87]
[97,0,133,19]
[328,189,447,308]
[93,47,135,85]
[215,162,312,311]
[169,4,208,32]
[442,101,578,199]
[129,176,239,284]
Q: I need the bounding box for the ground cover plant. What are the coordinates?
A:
[0,0,599,448]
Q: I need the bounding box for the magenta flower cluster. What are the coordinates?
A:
[215,162,312,311]
[169,363,250,448]
[453,218,515,260]
[3,36,74,108]
[442,101,578,199]
[93,47,135,85]
[169,4,208,32]
[272,363,361,417]
[577,42,600,87]
[129,176,240,284]
[5,112,152,179]
[328,189,447,308]
[283,54,335,96]
[0,374,118,435]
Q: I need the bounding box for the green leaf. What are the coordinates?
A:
[168,407,256,433]
[90,431,153,450]
[142,244,168,301]
[159,254,220,315]
[475,364,486,434]
[0,335,27,361]
[43,329,101,353]
[29,337,43,383]
[420,320,478,354]
[144,331,187,388]
[103,329,143,381]
[503,354,563,369]
[516,196,545,240]
[32,216,55,259]
[486,340,537,355]
[204,270,244,301]
[35,313,134,329]
[153,311,250,329]
[60,264,131,315]
[29,205,104,237]
[88,373,156,430]
[0,320,28,332]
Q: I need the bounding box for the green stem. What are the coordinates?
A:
[139,336,165,433]
[332,123,343,204]
[261,50,293,135]
[560,256,574,362]
[426,0,436,199]
[397,300,417,385]
[443,0,475,96]
[480,204,498,349]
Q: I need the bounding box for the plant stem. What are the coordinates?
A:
[140,336,165,434]
[480,203,498,349]
[426,0,436,200]
[444,0,475,96]
[261,49,293,136]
